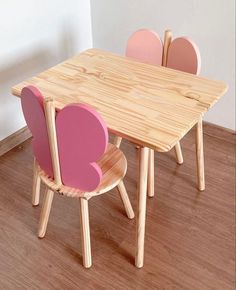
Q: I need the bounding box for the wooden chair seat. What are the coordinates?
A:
[38,143,127,199]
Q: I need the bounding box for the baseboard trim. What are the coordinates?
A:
[0,127,32,156]
[203,121,236,145]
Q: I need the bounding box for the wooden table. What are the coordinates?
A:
[12,48,228,268]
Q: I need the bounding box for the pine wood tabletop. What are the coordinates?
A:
[12,48,228,152]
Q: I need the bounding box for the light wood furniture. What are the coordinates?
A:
[195,116,205,190]
[20,86,134,268]
[12,48,227,268]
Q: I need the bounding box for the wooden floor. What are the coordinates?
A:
[0,124,235,290]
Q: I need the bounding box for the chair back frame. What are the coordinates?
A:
[44,97,62,188]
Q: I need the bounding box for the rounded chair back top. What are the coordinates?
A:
[21,86,53,177]
[56,103,108,191]
[126,29,163,66]
[21,86,108,192]
[166,37,201,75]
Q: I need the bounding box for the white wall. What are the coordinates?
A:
[90,0,235,130]
[0,0,92,140]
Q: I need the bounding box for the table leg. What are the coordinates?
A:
[113,136,122,148]
[195,117,205,191]
[147,149,155,197]
[135,147,149,268]
[174,141,183,164]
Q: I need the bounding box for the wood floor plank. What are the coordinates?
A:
[0,127,235,289]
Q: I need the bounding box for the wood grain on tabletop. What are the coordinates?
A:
[11,49,228,152]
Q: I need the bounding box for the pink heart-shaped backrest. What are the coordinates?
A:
[126,29,163,65]
[167,37,201,75]
[56,103,108,191]
[21,86,53,177]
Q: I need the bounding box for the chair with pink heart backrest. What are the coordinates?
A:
[21,85,134,268]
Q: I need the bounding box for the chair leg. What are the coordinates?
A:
[79,198,92,268]
[147,149,155,197]
[32,158,41,206]
[174,141,183,164]
[38,189,54,238]
[117,180,135,219]
[113,136,122,148]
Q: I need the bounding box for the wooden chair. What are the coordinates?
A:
[21,85,134,268]
[114,29,201,197]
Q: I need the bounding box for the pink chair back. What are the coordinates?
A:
[56,103,108,191]
[21,86,53,177]
[21,86,108,192]
[126,29,163,65]
[166,37,201,75]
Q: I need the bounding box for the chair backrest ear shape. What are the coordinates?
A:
[126,29,163,66]
[21,86,53,177]
[167,37,201,75]
[56,103,108,191]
